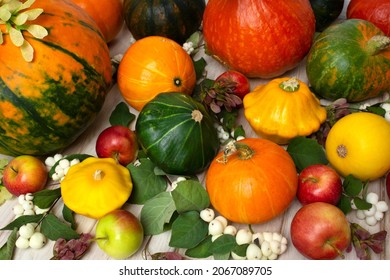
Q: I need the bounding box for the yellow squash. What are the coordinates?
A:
[243,77,327,144]
[60,157,133,219]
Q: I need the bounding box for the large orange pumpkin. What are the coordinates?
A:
[206,138,298,224]
[71,0,124,43]
[117,36,196,111]
[202,0,316,78]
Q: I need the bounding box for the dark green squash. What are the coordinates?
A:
[306,19,390,102]
[309,0,345,32]
[123,0,205,45]
[135,92,220,175]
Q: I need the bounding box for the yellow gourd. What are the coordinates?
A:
[60,157,133,219]
[243,77,327,144]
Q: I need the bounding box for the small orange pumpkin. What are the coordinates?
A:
[206,138,298,224]
[117,36,196,111]
[71,0,124,43]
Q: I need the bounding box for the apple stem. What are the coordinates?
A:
[94,169,104,180]
[326,240,345,259]
[301,177,319,183]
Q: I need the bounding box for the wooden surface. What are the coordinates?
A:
[1,0,390,260]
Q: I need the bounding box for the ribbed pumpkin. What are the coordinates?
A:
[117,36,196,111]
[135,92,220,175]
[71,0,124,43]
[123,0,205,44]
[0,0,112,156]
[202,0,316,78]
[306,19,390,102]
[206,138,298,224]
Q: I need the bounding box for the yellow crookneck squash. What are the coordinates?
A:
[243,77,327,144]
[60,157,132,219]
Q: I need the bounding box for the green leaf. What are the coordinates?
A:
[49,154,92,177]
[366,106,386,117]
[232,243,250,257]
[127,158,167,204]
[343,174,364,197]
[337,194,352,215]
[0,228,17,260]
[218,108,239,132]
[193,57,207,81]
[140,192,176,235]
[213,252,230,260]
[287,136,328,172]
[109,102,135,127]
[32,188,61,209]
[209,234,237,255]
[233,125,246,139]
[353,197,372,210]
[169,211,208,249]
[1,214,43,230]
[185,235,213,258]
[62,204,76,230]
[40,213,79,241]
[171,180,210,213]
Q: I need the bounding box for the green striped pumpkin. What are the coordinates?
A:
[306,19,390,102]
[135,92,220,175]
[123,0,206,44]
[0,0,112,156]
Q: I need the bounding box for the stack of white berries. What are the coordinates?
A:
[13,193,48,250]
[200,208,288,260]
[354,192,389,226]
[44,154,80,182]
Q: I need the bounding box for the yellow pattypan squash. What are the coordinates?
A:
[243,77,327,144]
[60,157,132,219]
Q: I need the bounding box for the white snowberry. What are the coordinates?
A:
[365,216,378,226]
[23,209,35,216]
[29,232,47,249]
[235,229,253,245]
[246,243,263,260]
[22,200,34,211]
[18,194,26,205]
[231,251,247,260]
[363,205,377,217]
[15,236,30,249]
[214,215,228,228]
[44,156,56,167]
[24,193,34,201]
[223,225,237,236]
[356,210,366,220]
[18,224,35,239]
[208,219,224,236]
[199,208,215,222]
[374,211,384,221]
[376,201,388,213]
[53,154,63,162]
[13,204,25,216]
[260,240,272,257]
[366,192,379,204]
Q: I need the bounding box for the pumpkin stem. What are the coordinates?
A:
[217,140,255,164]
[279,77,300,92]
[94,169,105,180]
[336,144,348,158]
[191,110,203,122]
[366,35,390,56]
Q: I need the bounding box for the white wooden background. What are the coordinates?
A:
[1,0,390,260]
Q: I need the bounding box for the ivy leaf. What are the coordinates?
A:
[169,211,208,249]
[287,136,328,172]
[1,214,43,230]
[140,192,176,235]
[109,102,135,127]
[171,180,210,213]
[127,158,167,204]
[32,188,61,209]
[62,204,77,230]
[40,213,79,241]
[185,235,213,258]
[209,234,237,255]
[343,174,364,197]
[0,228,17,260]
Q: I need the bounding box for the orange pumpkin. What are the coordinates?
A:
[71,0,124,43]
[117,36,196,111]
[202,0,316,78]
[206,138,298,224]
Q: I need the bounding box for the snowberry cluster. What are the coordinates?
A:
[182,41,194,55]
[15,222,47,249]
[214,122,245,144]
[354,192,389,226]
[45,154,80,182]
[200,208,288,260]
[12,193,49,218]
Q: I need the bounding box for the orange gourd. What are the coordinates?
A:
[206,138,298,224]
[202,0,316,78]
[117,36,196,111]
[71,0,124,43]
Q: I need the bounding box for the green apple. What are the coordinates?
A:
[95,209,144,259]
[2,155,48,196]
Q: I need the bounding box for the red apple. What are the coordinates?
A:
[95,125,138,166]
[2,155,48,196]
[297,164,343,205]
[386,172,390,200]
[215,70,250,100]
[290,202,351,260]
[95,209,144,259]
